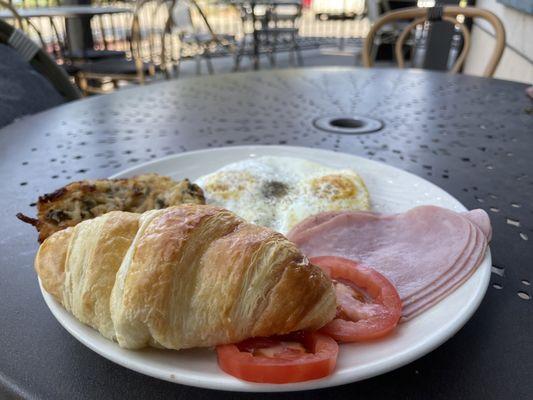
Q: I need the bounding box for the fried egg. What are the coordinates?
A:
[195,156,370,234]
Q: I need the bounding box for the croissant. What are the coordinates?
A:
[35,204,336,350]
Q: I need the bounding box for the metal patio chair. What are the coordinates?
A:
[362,5,505,77]
[0,1,80,126]
[164,0,236,77]
[0,0,81,100]
[75,0,168,94]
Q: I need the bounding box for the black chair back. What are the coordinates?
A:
[0,18,81,101]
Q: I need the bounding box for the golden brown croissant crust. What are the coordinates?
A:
[17,174,205,243]
[35,204,336,350]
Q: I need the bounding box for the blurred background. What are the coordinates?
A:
[0,0,531,97]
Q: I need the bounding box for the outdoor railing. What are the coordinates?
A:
[5,0,370,48]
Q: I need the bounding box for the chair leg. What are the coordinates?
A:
[162,61,170,80]
[76,74,89,96]
[293,32,303,66]
[172,49,182,79]
[195,55,202,75]
[370,39,380,65]
[267,38,274,67]
[354,49,362,66]
[234,54,241,71]
[234,37,246,71]
[270,33,277,67]
[264,31,272,67]
[205,53,214,74]
[290,32,303,66]
[234,49,241,71]
[289,35,295,66]
[175,60,181,79]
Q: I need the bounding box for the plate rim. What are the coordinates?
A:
[39,145,492,392]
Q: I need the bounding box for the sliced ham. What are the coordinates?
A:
[402,233,487,319]
[402,223,478,306]
[287,206,490,321]
[462,209,492,242]
[402,224,488,320]
[289,206,472,300]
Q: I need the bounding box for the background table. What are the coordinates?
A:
[0,5,132,60]
[0,67,531,399]
[231,0,302,69]
[0,6,131,19]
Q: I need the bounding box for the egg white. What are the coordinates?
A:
[195,156,370,234]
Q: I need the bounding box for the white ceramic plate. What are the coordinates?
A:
[39,145,491,392]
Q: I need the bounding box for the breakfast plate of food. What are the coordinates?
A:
[18,145,492,392]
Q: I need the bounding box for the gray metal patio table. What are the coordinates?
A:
[0,67,531,399]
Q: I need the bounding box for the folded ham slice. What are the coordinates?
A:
[287,206,490,321]
[462,208,492,241]
[402,224,488,319]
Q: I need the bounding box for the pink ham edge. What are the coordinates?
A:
[402,222,477,307]
[403,222,483,308]
[289,206,472,300]
[402,224,487,319]
[288,205,491,320]
[402,225,488,320]
[462,209,492,242]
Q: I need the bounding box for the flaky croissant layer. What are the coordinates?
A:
[35,204,336,350]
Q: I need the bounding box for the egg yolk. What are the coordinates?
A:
[205,171,256,199]
[310,175,357,200]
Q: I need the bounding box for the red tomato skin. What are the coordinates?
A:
[216,332,338,384]
[310,256,402,343]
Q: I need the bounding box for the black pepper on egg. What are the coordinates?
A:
[261,181,289,199]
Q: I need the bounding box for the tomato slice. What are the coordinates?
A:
[310,256,402,342]
[216,331,338,383]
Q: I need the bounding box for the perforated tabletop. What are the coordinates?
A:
[0,67,531,399]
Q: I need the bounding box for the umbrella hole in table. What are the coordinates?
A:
[313,115,384,135]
